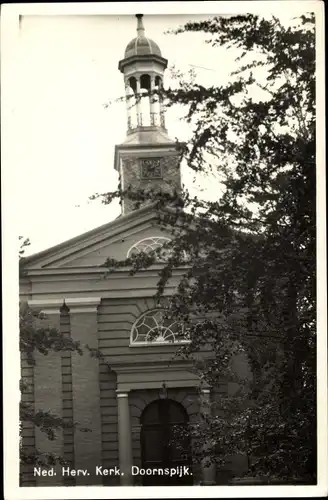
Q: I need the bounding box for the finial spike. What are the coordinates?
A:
[136,14,145,36]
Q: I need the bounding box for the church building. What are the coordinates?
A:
[20,14,250,487]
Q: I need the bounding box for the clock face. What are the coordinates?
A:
[140,158,162,179]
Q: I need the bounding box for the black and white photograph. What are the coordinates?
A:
[2,1,327,498]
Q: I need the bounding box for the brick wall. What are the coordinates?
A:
[20,352,36,486]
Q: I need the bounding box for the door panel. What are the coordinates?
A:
[140,399,193,486]
[141,428,164,462]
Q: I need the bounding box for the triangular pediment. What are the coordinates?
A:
[22,204,173,271]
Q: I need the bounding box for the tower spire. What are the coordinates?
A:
[136,14,145,36]
[115,15,182,216]
[119,14,170,134]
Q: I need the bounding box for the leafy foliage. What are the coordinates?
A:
[20,301,83,365]
[95,13,316,483]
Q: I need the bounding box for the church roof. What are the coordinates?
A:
[20,202,164,269]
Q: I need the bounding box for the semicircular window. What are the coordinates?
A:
[131,309,189,345]
[127,237,172,260]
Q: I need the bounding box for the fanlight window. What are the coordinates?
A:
[131,309,189,345]
[127,237,172,260]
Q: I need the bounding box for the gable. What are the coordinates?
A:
[22,204,173,270]
[61,224,172,268]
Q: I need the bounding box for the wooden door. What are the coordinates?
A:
[140,399,193,486]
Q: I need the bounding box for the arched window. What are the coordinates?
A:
[140,73,151,91]
[140,73,151,126]
[130,308,189,345]
[126,77,137,129]
[128,76,137,93]
[155,75,162,88]
[127,236,171,259]
[151,76,162,126]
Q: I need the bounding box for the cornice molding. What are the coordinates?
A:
[24,265,189,278]
[65,297,101,314]
[27,299,64,315]
[28,297,102,314]
[111,359,193,373]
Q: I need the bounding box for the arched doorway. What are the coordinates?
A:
[140,399,193,486]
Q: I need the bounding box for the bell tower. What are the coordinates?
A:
[114,14,182,215]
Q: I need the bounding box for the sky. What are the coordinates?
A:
[6,3,319,257]
[14,13,234,256]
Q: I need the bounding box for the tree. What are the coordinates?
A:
[93,13,316,483]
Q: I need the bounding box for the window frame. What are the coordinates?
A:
[130,308,191,347]
[127,236,172,259]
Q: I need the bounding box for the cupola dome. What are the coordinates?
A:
[124,14,162,58]
[118,14,170,138]
[124,37,161,58]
